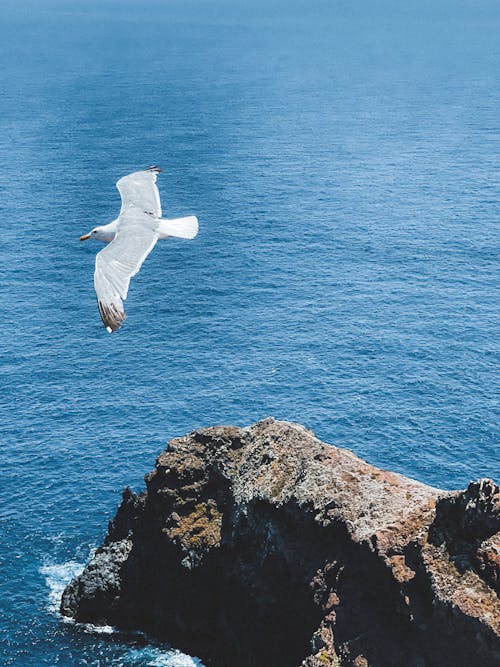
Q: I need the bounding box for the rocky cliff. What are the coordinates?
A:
[61,418,500,666]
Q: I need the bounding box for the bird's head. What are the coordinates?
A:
[80,226,104,242]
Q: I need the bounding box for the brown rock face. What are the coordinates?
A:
[61,419,500,666]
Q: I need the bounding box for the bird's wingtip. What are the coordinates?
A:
[147,165,162,173]
[98,300,126,333]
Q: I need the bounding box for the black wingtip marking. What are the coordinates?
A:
[98,300,126,333]
[147,165,162,173]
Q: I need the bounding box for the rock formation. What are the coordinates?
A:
[61,418,500,666]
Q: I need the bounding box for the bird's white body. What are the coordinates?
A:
[80,166,198,333]
[92,215,198,243]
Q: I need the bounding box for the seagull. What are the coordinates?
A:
[80,166,198,333]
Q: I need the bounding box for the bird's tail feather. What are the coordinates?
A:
[158,216,199,240]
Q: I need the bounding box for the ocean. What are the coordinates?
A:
[0,0,498,664]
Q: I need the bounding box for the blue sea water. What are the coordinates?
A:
[0,0,499,664]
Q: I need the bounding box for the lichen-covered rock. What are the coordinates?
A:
[61,418,500,666]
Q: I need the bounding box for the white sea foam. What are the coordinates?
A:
[40,558,204,665]
[40,559,85,614]
[81,621,117,634]
[40,557,117,633]
[123,647,203,666]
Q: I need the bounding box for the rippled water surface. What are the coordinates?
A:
[0,0,499,664]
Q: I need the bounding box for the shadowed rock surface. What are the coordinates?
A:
[61,419,500,666]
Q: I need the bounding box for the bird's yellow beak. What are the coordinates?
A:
[80,233,91,241]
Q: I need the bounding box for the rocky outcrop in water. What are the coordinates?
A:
[61,418,500,666]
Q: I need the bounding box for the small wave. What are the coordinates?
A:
[40,559,85,614]
[81,621,117,634]
[40,558,204,665]
[41,557,118,633]
[123,647,203,666]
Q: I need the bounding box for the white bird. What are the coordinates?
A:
[80,166,198,333]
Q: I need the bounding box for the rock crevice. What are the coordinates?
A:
[61,418,500,666]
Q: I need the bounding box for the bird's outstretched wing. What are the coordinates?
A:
[116,166,163,218]
[94,212,158,332]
